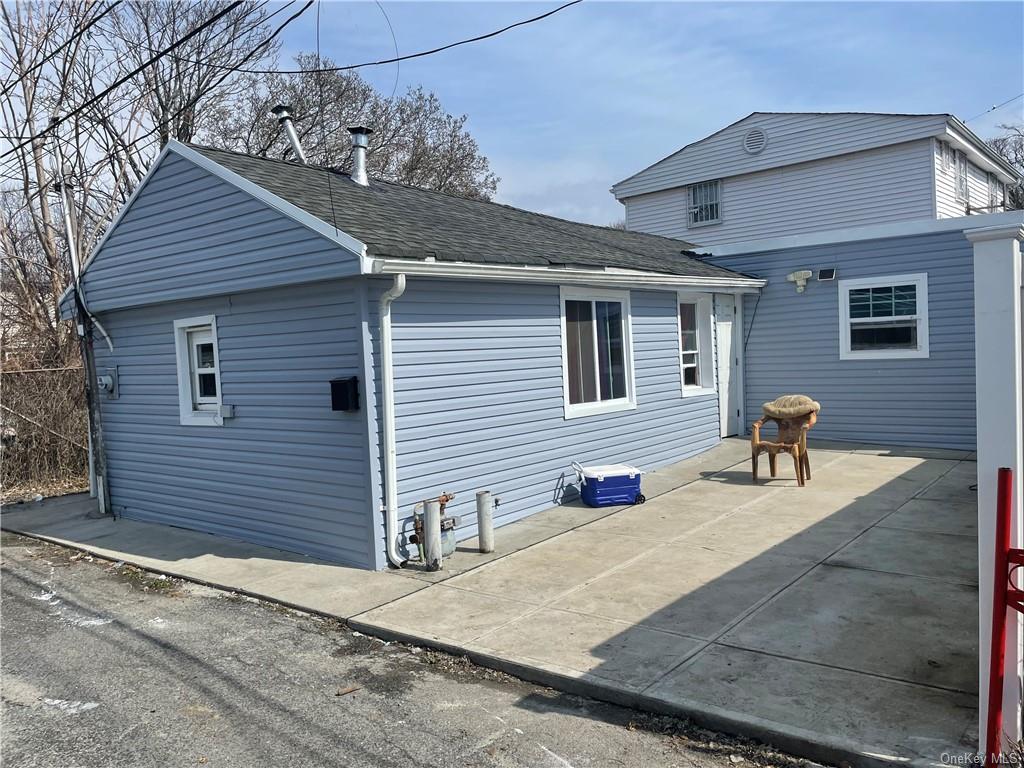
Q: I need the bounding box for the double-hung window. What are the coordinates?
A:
[954,151,969,202]
[989,173,1004,210]
[560,288,635,418]
[939,141,953,172]
[174,315,223,425]
[687,180,721,226]
[838,274,929,360]
[678,293,714,394]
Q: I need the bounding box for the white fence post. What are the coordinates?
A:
[967,221,1024,754]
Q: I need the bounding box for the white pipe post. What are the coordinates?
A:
[423,498,442,572]
[379,274,407,567]
[968,221,1024,754]
[476,490,494,553]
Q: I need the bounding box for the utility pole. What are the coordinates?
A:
[50,127,111,516]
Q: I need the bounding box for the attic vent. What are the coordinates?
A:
[743,128,767,155]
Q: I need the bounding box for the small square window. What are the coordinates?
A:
[839,274,929,360]
[687,180,721,227]
[174,316,223,425]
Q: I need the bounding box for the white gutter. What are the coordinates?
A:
[378,273,407,568]
[370,258,765,292]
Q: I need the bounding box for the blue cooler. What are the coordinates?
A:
[572,462,646,507]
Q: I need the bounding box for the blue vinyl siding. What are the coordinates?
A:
[78,152,360,313]
[93,279,376,567]
[374,278,723,556]
[709,230,976,450]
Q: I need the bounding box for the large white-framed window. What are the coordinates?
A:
[838,274,929,360]
[677,292,715,395]
[687,180,721,227]
[560,287,636,419]
[174,315,223,426]
[954,150,969,203]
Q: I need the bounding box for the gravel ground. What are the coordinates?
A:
[1,532,821,768]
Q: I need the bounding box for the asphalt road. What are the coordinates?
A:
[1,533,810,768]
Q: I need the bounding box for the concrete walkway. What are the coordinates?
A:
[1,439,979,767]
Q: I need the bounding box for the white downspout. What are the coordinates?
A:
[379,273,407,567]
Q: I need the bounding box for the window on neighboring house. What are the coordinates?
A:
[687,180,721,227]
[561,289,635,418]
[838,274,929,360]
[174,315,223,425]
[954,151,969,202]
[989,173,1004,210]
[678,293,714,394]
[940,141,953,172]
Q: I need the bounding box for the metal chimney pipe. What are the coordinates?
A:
[348,126,373,186]
[271,104,306,164]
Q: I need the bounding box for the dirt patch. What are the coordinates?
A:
[627,711,822,768]
[1,481,88,505]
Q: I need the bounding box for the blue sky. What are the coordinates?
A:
[277,1,1024,225]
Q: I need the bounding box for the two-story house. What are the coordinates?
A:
[614,112,1022,452]
[613,112,1019,247]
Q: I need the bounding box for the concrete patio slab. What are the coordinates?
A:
[677,507,864,563]
[828,525,978,585]
[549,545,811,638]
[350,584,536,645]
[645,644,978,765]
[721,564,978,693]
[878,498,978,538]
[443,528,654,604]
[471,607,704,690]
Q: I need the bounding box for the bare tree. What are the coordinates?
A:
[206,54,499,200]
[987,122,1024,210]
[0,0,279,494]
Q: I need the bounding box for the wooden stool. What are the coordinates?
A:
[751,395,820,487]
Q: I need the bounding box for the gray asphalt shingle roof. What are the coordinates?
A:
[187,144,744,280]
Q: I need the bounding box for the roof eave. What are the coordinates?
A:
[369,257,765,292]
[942,118,1022,183]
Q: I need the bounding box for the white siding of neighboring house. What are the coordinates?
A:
[613,112,948,199]
[934,139,1006,218]
[625,140,935,246]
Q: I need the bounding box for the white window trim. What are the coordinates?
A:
[838,273,929,361]
[677,292,716,397]
[559,286,637,419]
[174,314,224,426]
[687,179,722,228]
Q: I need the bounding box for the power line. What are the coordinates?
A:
[0,0,314,186]
[0,1,123,100]
[374,1,400,101]
[155,0,582,76]
[1,1,245,160]
[966,93,1024,123]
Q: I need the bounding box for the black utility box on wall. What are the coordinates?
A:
[330,376,360,412]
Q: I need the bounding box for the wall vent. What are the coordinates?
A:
[743,128,767,155]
